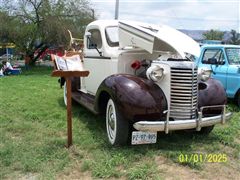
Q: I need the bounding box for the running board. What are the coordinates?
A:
[72,91,98,114]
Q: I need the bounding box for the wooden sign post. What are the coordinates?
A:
[52,70,89,148]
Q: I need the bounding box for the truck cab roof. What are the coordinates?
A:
[85,20,200,58]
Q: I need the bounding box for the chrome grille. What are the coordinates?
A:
[170,67,198,120]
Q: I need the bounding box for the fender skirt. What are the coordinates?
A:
[95,74,168,122]
[198,78,227,116]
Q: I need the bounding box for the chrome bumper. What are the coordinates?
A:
[133,105,232,133]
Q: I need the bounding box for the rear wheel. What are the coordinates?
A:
[63,82,67,106]
[106,98,129,145]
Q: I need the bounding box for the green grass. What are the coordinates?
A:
[0,66,239,179]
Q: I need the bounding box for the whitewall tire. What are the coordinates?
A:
[63,82,67,106]
[106,98,129,145]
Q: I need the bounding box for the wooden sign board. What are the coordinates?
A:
[51,54,89,148]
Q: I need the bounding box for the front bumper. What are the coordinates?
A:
[133,105,232,133]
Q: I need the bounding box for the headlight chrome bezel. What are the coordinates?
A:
[146,65,165,82]
[198,68,212,81]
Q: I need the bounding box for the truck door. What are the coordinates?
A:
[201,48,228,89]
[225,48,240,98]
[82,28,118,95]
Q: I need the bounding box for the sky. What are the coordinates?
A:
[91,0,240,31]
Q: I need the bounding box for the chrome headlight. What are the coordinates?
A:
[146,65,164,82]
[198,68,212,81]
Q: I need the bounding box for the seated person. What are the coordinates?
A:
[0,64,4,77]
[2,60,13,75]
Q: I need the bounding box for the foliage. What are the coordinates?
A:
[0,66,240,179]
[0,0,94,62]
[203,29,224,41]
[229,29,240,45]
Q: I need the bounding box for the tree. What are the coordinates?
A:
[229,30,240,45]
[203,29,224,41]
[0,0,95,64]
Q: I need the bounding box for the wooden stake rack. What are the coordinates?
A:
[52,70,89,148]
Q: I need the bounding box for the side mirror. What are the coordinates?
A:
[218,61,226,65]
[85,32,91,38]
[208,58,217,65]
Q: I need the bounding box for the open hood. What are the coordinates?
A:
[119,21,200,58]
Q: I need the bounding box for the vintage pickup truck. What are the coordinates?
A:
[196,45,240,107]
[57,20,232,145]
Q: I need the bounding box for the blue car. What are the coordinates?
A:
[196,44,240,107]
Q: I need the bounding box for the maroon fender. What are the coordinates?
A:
[198,78,227,115]
[95,74,168,122]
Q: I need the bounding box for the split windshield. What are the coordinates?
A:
[105,26,119,47]
[226,48,240,65]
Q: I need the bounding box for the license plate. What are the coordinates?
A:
[131,131,157,145]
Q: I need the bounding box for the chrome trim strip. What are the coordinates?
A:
[172,96,197,100]
[171,99,197,103]
[171,76,197,80]
[171,93,197,97]
[171,86,197,90]
[169,109,196,112]
[171,83,194,87]
[171,73,197,76]
[170,107,196,110]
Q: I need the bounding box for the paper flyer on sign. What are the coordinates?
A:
[65,55,84,71]
[54,55,68,70]
[54,54,83,71]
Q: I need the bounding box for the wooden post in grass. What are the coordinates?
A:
[66,77,72,147]
[51,70,89,148]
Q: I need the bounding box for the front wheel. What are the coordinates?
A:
[106,98,129,146]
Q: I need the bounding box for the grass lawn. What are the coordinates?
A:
[0,66,239,179]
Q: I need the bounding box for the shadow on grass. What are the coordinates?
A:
[57,97,66,108]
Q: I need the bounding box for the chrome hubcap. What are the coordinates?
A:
[109,111,115,130]
[106,99,117,143]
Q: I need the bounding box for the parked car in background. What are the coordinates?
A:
[196,45,240,107]
[0,54,13,61]
[34,47,64,61]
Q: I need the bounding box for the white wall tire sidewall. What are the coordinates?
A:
[63,82,67,106]
[106,99,117,145]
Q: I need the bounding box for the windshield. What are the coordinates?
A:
[105,26,119,47]
[226,48,240,65]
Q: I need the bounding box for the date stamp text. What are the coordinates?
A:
[178,153,227,163]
